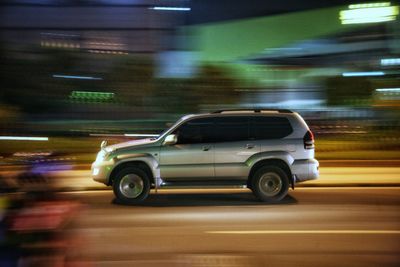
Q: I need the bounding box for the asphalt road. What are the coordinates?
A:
[2,165,400,190]
[63,187,400,267]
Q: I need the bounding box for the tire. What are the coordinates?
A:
[251,165,289,202]
[113,167,150,204]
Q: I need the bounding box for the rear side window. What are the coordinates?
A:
[214,116,250,142]
[250,116,292,140]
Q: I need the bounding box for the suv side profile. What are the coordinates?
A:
[92,109,319,204]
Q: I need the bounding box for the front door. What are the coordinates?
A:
[159,117,215,181]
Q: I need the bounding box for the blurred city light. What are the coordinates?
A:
[340,3,399,24]
[52,75,103,80]
[342,71,385,77]
[41,32,79,37]
[376,88,400,92]
[349,2,391,9]
[70,91,115,102]
[0,136,49,141]
[381,58,400,65]
[150,7,191,11]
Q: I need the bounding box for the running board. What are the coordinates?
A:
[158,180,248,189]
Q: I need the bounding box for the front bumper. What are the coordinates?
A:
[291,158,319,183]
[91,160,114,185]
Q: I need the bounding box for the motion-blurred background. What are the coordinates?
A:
[0,0,399,166]
[1,2,400,266]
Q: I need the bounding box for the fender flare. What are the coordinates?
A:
[246,151,294,188]
[246,151,294,169]
[109,153,160,185]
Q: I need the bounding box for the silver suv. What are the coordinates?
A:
[92,109,319,204]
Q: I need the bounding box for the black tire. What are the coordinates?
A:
[112,167,150,204]
[251,165,289,202]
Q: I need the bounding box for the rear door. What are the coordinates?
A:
[249,115,295,155]
[214,116,260,179]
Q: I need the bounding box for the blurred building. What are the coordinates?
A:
[0,0,192,53]
[1,0,399,134]
[0,0,193,125]
[181,3,400,111]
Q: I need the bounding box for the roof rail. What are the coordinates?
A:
[212,108,293,114]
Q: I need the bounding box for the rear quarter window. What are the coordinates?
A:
[250,116,293,140]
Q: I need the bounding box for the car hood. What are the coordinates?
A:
[105,138,158,151]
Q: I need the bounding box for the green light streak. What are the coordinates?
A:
[69,91,115,102]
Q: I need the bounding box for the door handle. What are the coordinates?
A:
[202,146,211,151]
[246,144,255,149]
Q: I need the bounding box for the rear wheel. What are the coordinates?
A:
[113,167,150,204]
[251,166,289,202]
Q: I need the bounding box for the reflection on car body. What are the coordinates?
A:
[92,109,319,204]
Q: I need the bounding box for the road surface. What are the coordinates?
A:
[2,165,400,190]
[53,166,400,190]
[62,187,400,267]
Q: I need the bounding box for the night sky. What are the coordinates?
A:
[189,0,356,24]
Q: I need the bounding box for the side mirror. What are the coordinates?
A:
[163,134,177,145]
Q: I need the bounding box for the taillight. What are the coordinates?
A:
[303,130,314,149]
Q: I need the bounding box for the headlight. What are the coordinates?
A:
[92,167,100,176]
[95,150,107,162]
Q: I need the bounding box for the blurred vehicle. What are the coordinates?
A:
[92,109,319,204]
[0,151,74,191]
[0,154,81,267]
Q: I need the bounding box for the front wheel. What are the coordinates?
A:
[251,166,289,202]
[113,167,150,204]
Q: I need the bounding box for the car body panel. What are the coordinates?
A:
[91,111,319,188]
[214,140,260,179]
[159,143,215,180]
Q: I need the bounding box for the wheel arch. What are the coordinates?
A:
[247,158,293,188]
[108,160,155,186]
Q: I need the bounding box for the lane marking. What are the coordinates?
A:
[206,230,400,235]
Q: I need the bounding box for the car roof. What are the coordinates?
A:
[211,108,293,114]
[184,110,296,119]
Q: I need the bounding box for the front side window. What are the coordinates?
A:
[173,118,215,144]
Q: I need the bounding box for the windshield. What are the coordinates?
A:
[157,116,188,139]
[157,118,182,138]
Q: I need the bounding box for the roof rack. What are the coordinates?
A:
[212,108,293,114]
